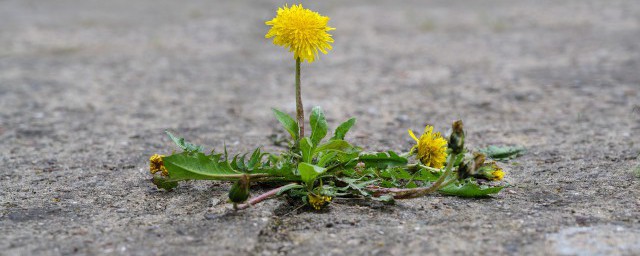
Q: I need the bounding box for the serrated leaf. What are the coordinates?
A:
[337,177,377,196]
[272,108,299,141]
[438,180,503,197]
[358,151,408,168]
[152,176,179,191]
[237,154,247,171]
[248,148,262,169]
[309,106,328,146]
[331,118,356,140]
[165,131,204,152]
[163,152,253,181]
[479,145,526,161]
[300,137,314,163]
[383,168,413,179]
[299,162,327,186]
[413,168,441,182]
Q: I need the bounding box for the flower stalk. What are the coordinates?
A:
[295,57,304,137]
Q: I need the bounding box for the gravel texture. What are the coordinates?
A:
[1,0,639,255]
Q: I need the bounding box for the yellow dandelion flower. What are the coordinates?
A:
[408,126,448,168]
[308,193,332,210]
[149,154,168,177]
[265,4,335,63]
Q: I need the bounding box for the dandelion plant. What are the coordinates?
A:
[148,4,517,211]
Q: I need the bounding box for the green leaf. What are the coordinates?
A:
[272,108,299,141]
[358,151,408,168]
[316,151,338,168]
[379,168,413,180]
[438,179,503,197]
[298,162,327,186]
[165,131,204,152]
[300,137,314,163]
[163,152,255,181]
[315,140,352,153]
[309,106,328,146]
[276,183,305,196]
[331,118,356,140]
[151,176,179,191]
[479,145,526,161]
[248,148,262,169]
[372,195,395,204]
[413,168,441,182]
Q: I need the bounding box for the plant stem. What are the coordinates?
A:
[295,57,304,137]
[235,183,297,210]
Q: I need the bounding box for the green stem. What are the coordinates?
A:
[295,58,304,137]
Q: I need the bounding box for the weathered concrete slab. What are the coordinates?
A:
[1,0,639,255]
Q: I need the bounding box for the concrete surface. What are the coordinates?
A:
[1,0,639,255]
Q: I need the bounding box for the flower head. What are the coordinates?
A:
[409,126,448,168]
[265,4,335,63]
[149,154,168,177]
[308,193,332,210]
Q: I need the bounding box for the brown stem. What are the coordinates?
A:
[235,183,297,210]
[295,57,304,137]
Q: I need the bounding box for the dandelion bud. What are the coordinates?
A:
[448,120,465,155]
[228,175,250,203]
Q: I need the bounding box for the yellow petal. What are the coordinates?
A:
[408,129,419,142]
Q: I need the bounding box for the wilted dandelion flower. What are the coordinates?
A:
[408,126,448,168]
[265,4,335,63]
[308,193,332,210]
[491,169,505,181]
[475,161,505,181]
[149,154,168,177]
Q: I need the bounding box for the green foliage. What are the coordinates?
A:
[276,183,305,196]
[163,152,248,181]
[151,176,178,190]
[331,118,356,140]
[151,109,505,210]
[300,137,314,163]
[166,131,204,152]
[358,151,408,168]
[439,179,504,197]
[299,162,327,187]
[309,106,328,146]
[479,145,526,161]
[337,177,377,197]
[272,108,299,141]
